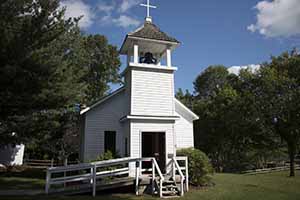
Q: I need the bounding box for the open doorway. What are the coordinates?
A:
[142,132,166,172]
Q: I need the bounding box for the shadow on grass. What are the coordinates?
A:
[0,168,45,179]
[0,185,154,200]
[0,177,44,190]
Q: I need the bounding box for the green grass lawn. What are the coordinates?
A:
[0,171,299,200]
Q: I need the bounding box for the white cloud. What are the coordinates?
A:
[111,15,141,28]
[247,0,300,37]
[61,0,95,29]
[97,0,141,28]
[228,64,261,75]
[119,0,142,13]
[97,1,115,13]
[61,0,142,29]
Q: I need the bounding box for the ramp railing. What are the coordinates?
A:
[45,157,141,197]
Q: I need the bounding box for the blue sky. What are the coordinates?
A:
[61,0,300,92]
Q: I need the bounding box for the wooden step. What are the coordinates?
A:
[162,190,179,196]
[162,185,178,190]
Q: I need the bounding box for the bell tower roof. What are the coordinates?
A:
[120,21,180,55]
[129,21,179,43]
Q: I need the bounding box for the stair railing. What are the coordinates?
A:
[176,156,189,191]
[172,157,185,196]
[152,158,164,197]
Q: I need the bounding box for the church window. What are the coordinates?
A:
[104,131,116,154]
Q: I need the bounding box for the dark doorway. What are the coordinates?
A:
[142,132,166,172]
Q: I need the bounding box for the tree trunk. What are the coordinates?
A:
[288,144,296,177]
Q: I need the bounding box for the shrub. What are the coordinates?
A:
[177,148,214,186]
[93,151,115,162]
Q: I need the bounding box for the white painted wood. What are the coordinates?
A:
[127,53,131,66]
[172,157,184,196]
[152,161,155,194]
[174,100,197,149]
[134,44,139,64]
[135,161,139,195]
[46,157,141,196]
[151,158,164,198]
[166,49,172,67]
[83,90,126,161]
[45,170,50,194]
[93,166,96,197]
[129,121,175,175]
[185,157,189,191]
[130,68,175,116]
[0,144,25,165]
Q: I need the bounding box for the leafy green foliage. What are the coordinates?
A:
[0,0,121,161]
[92,151,120,162]
[191,50,300,176]
[177,148,213,186]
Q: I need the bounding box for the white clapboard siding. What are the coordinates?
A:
[129,120,175,175]
[174,102,195,149]
[83,90,126,162]
[130,68,174,116]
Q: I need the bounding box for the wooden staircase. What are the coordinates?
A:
[161,178,180,198]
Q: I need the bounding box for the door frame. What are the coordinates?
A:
[140,131,167,172]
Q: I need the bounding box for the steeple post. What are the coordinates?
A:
[167,48,172,67]
[127,52,131,66]
[134,44,139,64]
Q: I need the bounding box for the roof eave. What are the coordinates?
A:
[80,87,125,115]
[119,35,180,55]
[175,98,199,120]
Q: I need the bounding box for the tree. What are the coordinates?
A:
[175,88,194,109]
[0,0,73,145]
[252,51,300,176]
[193,65,280,172]
[0,0,121,161]
[194,65,229,99]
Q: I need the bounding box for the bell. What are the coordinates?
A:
[140,52,157,64]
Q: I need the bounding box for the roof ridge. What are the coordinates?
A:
[127,21,179,43]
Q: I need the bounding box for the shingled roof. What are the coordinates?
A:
[128,21,180,43]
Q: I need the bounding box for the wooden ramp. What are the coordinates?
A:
[45,157,189,198]
[49,177,135,196]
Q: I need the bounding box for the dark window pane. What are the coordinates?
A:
[104,131,116,154]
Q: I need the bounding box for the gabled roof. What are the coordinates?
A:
[80,87,125,115]
[81,87,199,121]
[128,21,180,43]
[174,99,199,120]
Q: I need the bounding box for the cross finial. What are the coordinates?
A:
[140,0,157,22]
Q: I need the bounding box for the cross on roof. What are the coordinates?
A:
[140,0,157,19]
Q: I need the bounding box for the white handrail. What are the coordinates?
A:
[172,157,184,196]
[176,156,189,191]
[45,157,141,196]
[152,158,164,198]
[152,158,164,180]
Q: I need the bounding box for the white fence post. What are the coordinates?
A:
[93,165,96,197]
[152,159,155,195]
[172,160,176,180]
[159,179,163,198]
[64,158,67,189]
[45,170,50,194]
[180,178,184,196]
[135,161,139,195]
[185,157,189,191]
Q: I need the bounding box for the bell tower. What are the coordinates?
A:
[119,1,180,118]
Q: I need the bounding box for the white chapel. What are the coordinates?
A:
[79,4,199,173]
